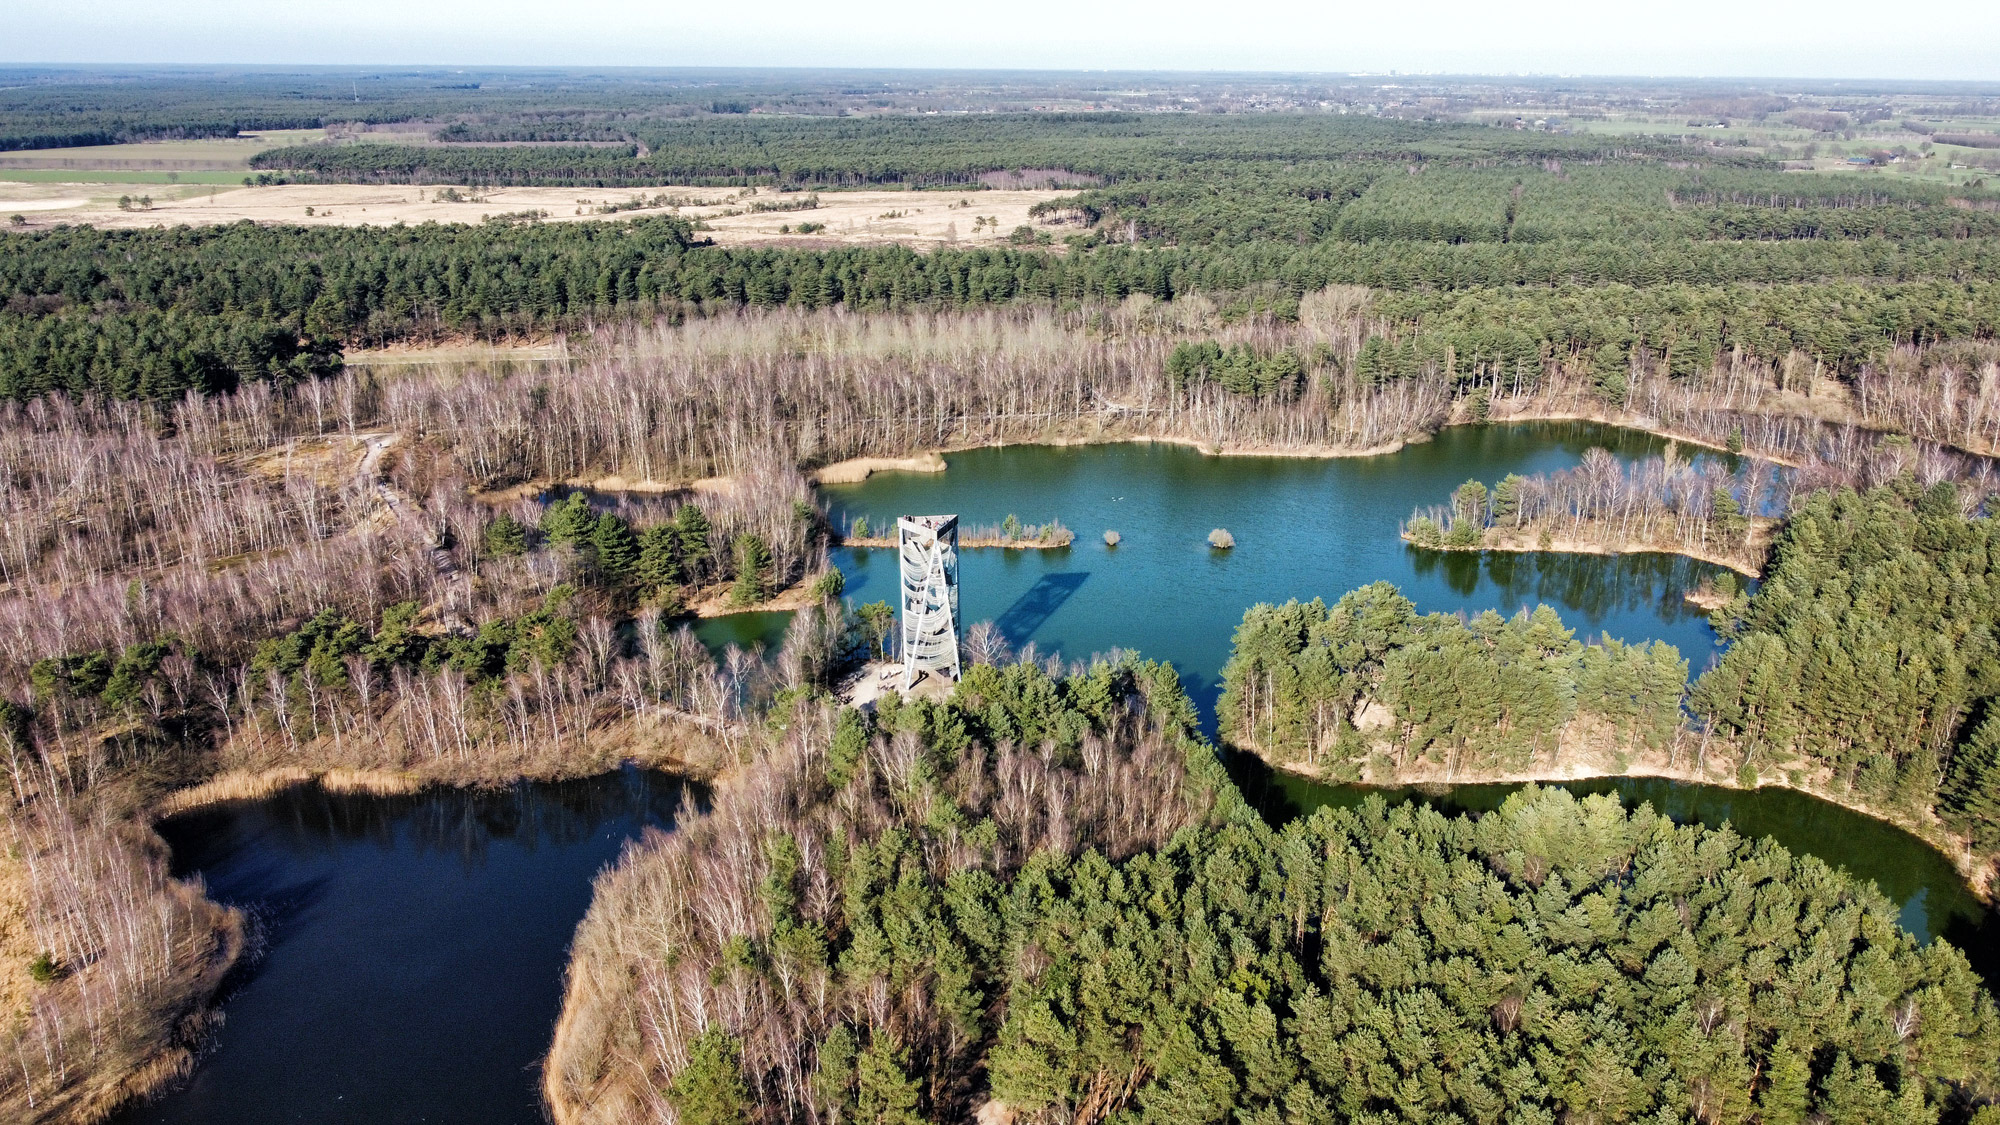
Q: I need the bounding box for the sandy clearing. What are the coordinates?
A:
[0,181,1082,248]
[2,197,91,212]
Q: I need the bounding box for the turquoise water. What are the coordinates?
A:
[820,423,1734,722]
[126,424,1989,1122]
[816,424,1994,975]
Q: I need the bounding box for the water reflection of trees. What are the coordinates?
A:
[211,769,702,870]
[1231,750,2000,988]
[1409,546,1733,632]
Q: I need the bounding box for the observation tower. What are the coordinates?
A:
[897,514,961,686]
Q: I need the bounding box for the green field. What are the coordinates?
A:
[0,130,329,178]
[0,169,252,185]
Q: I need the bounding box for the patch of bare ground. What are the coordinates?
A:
[236,433,376,490]
[686,575,826,618]
[0,855,36,1047]
[832,660,956,712]
[342,340,570,368]
[809,450,947,483]
[471,473,732,506]
[0,182,1076,250]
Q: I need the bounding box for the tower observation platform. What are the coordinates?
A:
[897,514,961,687]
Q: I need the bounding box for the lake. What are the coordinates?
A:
[818,423,1736,719]
[116,770,698,1125]
[128,424,1992,1122]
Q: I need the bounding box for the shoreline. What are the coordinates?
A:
[155,709,732,823]
[687,574,827,617]
[808,431,1421,484]
[470,408,1795,505]
[91,879,246,1125]
[1486,405,1803,468]
[1401,528,1770,579]
[139,751,718,1125]
[1246,744,1994,902]
[154,766,433,818]
[810,451,947,483]
[792,407,1799,488]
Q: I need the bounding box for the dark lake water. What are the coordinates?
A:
[128,425,1992,1120]
[1226,755,2000,984]
[117,770,697,1125]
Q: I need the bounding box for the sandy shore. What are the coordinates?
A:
[810,451,948,483]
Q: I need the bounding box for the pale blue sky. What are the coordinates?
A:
[8,0,1998,80]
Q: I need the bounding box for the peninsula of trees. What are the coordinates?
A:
[552,658,2000,1125]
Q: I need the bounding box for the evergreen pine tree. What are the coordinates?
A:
[363,600,429,667]
[592,514,639,580]
[675,504,713,577]
[1491,473,1524,526]
[484,511,528,557]
[1945,713,2000,850]
[853,1034,923,1125]
[1756,1037,1813,1125]
[729,534,773,607]
[811,1025,859,1119]
[1710,486,1747,547]
[636,523,683,594]
[541,492,595,546]
[666,1027,750,1125]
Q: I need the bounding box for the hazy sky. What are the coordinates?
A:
[9,0,1999,80]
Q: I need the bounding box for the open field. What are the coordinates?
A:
[0,131,328,172]
[0,181,1075,246]
[1480,106,2000,185]
[0,170,252,184]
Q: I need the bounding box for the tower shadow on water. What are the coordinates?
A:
[993,571,1089,649]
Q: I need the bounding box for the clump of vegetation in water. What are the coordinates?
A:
[971,516,1072,547]
[1208,527,1234,548]
[1402,451,1773,572]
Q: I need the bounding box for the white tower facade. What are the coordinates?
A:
[897,514,961,685]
